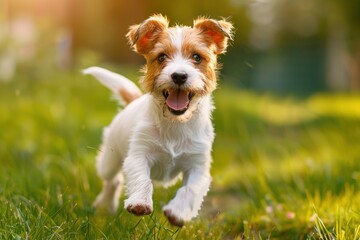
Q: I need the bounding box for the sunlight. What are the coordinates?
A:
[238,93,360,126]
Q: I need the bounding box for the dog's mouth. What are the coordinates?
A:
[163,89,194,115]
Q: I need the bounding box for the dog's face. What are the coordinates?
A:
[127,15,233,122]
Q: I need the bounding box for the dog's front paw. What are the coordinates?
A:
[163,209,185,227]
[124,198,153,216]
[127,204,152,216]
[163,203,194,227]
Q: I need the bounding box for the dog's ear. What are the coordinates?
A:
[127,14,169,55]
[194,17,234,54]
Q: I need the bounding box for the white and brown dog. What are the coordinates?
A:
[84,14,233,226]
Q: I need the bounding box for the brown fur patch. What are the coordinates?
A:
[193,17,234,54]
[181,28,218,94]
[126,14,169,55]
[140,31,178,92]
[119,88,142,105]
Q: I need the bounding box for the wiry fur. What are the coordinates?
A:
[84,14,233,226]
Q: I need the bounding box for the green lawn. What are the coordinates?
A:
[0,69,359,239]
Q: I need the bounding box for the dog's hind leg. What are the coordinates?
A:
[93,140,124,214]
[93,172,123,214]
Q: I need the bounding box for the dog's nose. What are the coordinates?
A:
[171,72,188,85]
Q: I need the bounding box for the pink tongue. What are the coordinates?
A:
[166,89,189,111]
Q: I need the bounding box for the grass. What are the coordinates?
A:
[0,68,359,239]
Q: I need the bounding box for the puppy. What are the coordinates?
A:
[84,14,233,227]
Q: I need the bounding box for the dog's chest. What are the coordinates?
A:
[149,149,187,182]
[148,127,205,182]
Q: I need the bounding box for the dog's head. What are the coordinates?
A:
[127,14,233,122]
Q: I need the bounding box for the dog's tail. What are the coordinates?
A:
[83,66,142,106]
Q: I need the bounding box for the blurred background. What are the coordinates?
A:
[1,0,359,95]
[1,1,360,238]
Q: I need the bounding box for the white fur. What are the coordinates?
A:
[85,66,214,224]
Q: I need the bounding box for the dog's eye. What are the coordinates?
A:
[192,54,202,64]
[158,54,167,63]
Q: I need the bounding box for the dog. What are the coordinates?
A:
[83,14,233,227]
